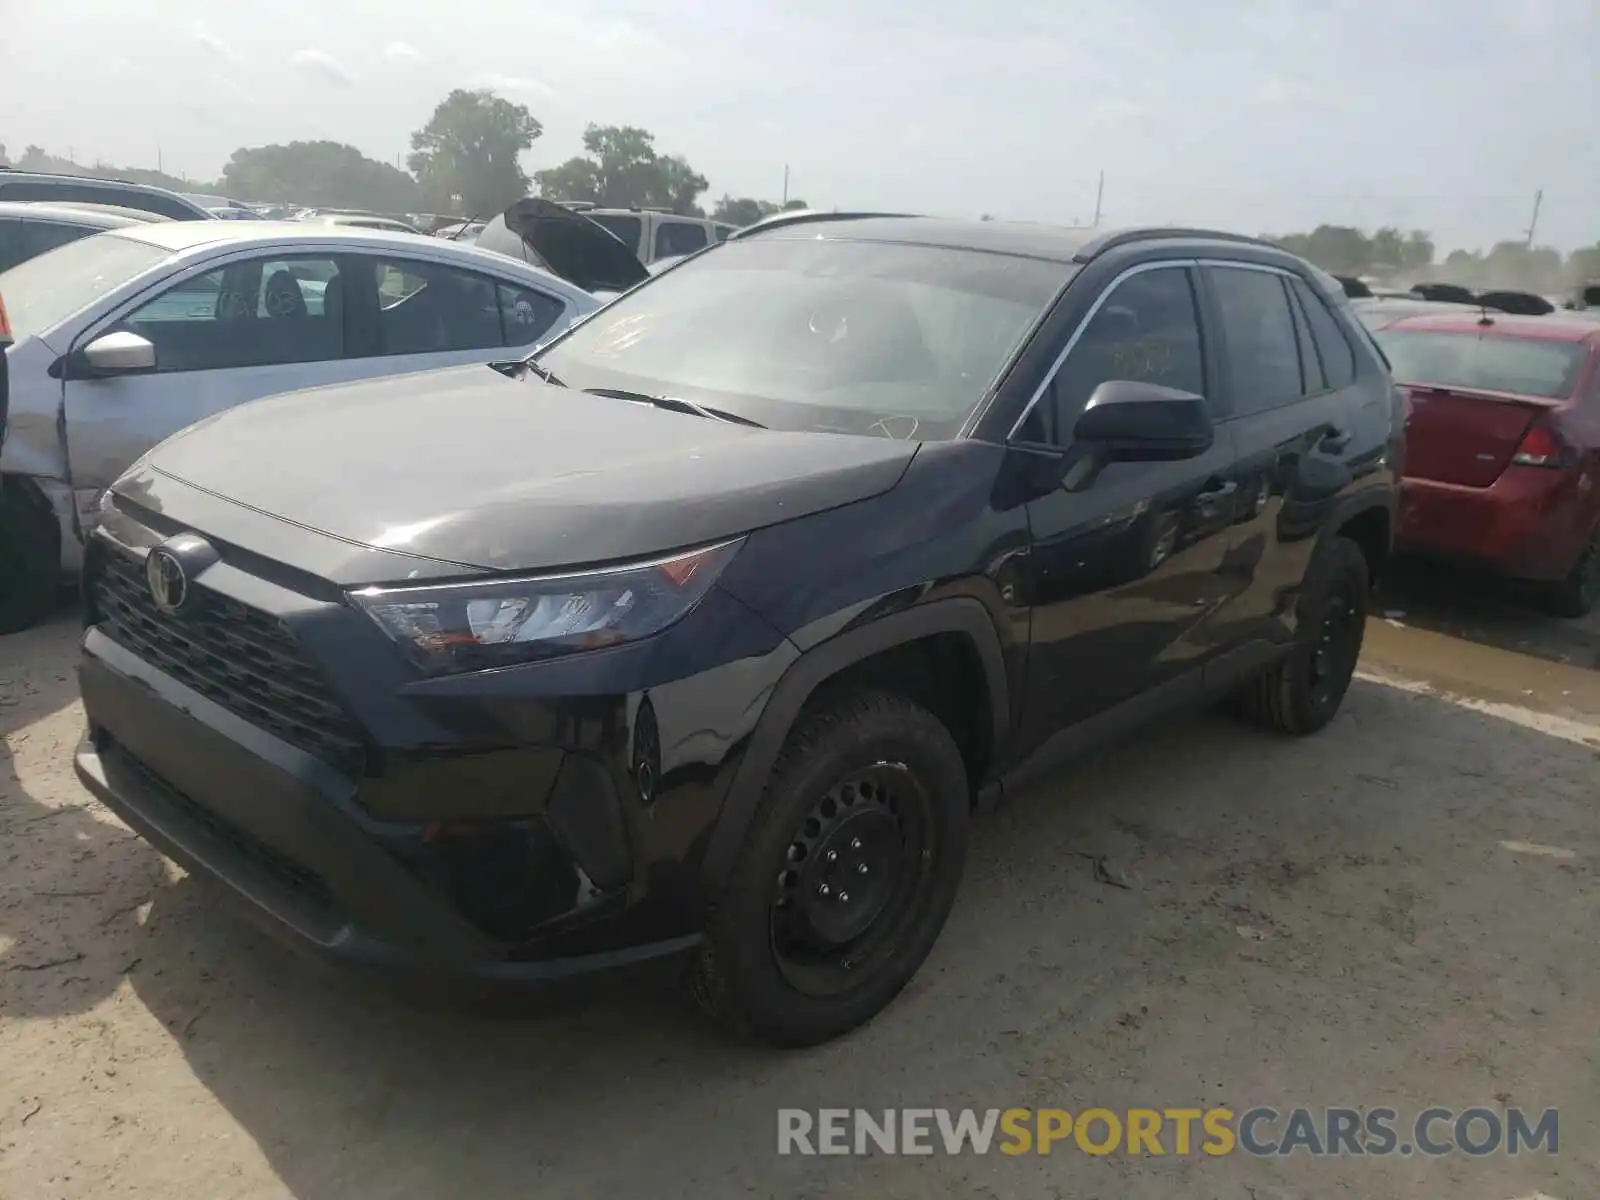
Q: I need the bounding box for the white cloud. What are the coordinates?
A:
[469,72,555,97]
[193,28,241,65]
[384,41,425,65]
[1254,76,1316,106]
[292,48,355,88]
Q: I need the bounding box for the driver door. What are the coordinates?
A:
[1016,263,1242,751]
[62,252,363,501]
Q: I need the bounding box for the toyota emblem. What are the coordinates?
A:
[146,548,188,614]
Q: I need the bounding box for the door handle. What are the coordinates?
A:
[1319,426,1353,454]
[1195,480,1237,503]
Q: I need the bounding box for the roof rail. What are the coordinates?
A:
[729,209,921,240]
[1072,226,1278,263]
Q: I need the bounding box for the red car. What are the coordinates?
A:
[1371,311,1600,616]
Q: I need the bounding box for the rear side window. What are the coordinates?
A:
[1210,266,1304,414]
[587,214,642,252]
[1372,330,1587,399]
[1290,278,1357,388]
[24,220,96,261]
[497,283,566,346]
[0,220,24,272]
[371,258,501,354]
[655,221,708,258]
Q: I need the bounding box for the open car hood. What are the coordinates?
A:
[474,198,651,294]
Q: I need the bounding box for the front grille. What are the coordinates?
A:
[93,550,367,777]
[119,747,339,919]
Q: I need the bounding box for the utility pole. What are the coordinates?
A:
[157,145,163,175]
[1523,189,1543,248]
[1092,170,1105,227]
[782,164,790,207]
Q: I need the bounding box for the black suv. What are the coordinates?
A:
[74,217,1401,1046]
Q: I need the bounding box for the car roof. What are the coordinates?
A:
[745,215,1101,262]
[108,219,442,253]
[1383,311,1600,343]
[0,201,159,228]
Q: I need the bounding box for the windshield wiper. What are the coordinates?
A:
[489,357,566,387]
[583,387,766,429]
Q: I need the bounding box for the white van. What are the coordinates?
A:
[562,205,735,264]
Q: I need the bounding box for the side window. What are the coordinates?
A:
[1290,278,1358,389]
[1285,283,1326,393]
[1019,266,1206,444]
[713,224,735,243]
[24,220,95,260]
[497,284,566,347]
[369,258,501,355]
[117,256,345,373]
[0,219,25,272]
[655,221,708,259]
[1210,266,1304,414]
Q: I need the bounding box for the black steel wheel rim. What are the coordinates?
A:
[769,761,936,997]
[1309,584,1361,706]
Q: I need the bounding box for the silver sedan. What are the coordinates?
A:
[0,221,599,631]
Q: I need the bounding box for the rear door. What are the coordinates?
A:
[1198,263,1372,649]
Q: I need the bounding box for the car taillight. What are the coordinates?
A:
[1511,421,1567,468]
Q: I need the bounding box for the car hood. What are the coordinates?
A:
[114,366,918,584]
[474,198,650,294]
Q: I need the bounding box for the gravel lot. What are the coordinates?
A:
[2,573,1597,1200]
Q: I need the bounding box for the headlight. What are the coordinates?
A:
[349,539,743,676]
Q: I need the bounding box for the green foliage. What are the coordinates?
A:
[534,124,709,216]
[219,141,420,210]
[710,196,809,226]
[9,144,205,196]
[407,90,542,216]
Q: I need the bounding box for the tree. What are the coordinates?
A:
[710,195,810,227]
[1401,230,1435,272]
[408,89,542,216]
[221,141,420,211]
[1567,244,1600,288]
[534,124,709,215]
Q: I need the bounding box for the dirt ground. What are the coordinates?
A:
[2,569,1597,1200]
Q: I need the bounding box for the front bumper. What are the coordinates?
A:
[75,630,700,994]
[1396,467,1587,582]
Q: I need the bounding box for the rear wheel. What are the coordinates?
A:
[1545,527,1600,619]
[1237,536,1369,736]
[689,690,969,1047]
[0,487,60,635]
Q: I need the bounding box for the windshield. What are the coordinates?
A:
[1373,329,1587,399]
[535,237,1072,438]
[0,232,169,342]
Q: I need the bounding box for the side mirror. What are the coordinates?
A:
[1073,380,1213,462]
[79,331,157,377]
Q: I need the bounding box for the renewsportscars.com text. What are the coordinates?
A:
[777,1106,1558,1158]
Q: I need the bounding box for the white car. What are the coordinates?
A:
[0,219,601,631]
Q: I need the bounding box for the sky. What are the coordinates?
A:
[1,0,1596,251]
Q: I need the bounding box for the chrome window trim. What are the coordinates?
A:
[1005,258,1200,442]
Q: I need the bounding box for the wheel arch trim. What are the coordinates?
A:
[699,597,1009,889]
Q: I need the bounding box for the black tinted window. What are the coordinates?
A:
[0,180,193,220]
[118,256,345,372]
[0,219,24,272]
[1211,267,1303,413]
[497,283,565,346]
[1022,266,1205,444]
[372,258,501,354]
[1290,278,1357,389]
[588,214,642,251]
[24,220,96,260]
[655,221,708,258]
[1286,284,1324,392]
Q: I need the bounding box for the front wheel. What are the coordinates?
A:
[1237,535,1369,736]
[689,690,970,1047]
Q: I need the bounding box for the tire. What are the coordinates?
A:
[1544,527,1599,619]
[1237,535,1369,736]
[689,690,970,1047]
[0,487,60,635]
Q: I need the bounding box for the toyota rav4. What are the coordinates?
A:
[74,216,1402,1046]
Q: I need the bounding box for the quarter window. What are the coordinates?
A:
[1210,266,1305,414]
[497,283,566,346]
[117,256,345,372]
[370,258,502,354]
[1020,266,1206,444]
[655,221,709,258]
[1290,277,1358,389]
